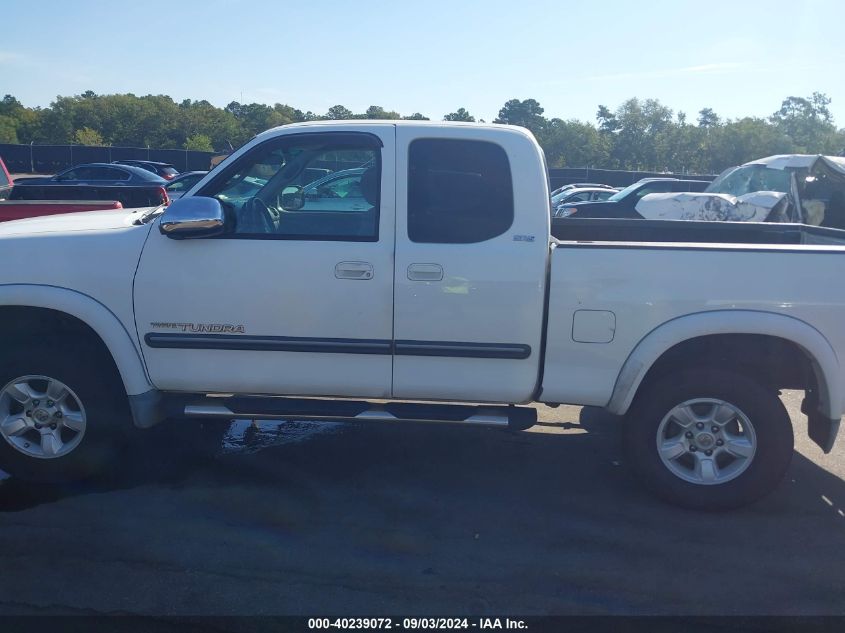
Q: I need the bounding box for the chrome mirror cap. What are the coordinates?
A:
[159,196,227,239]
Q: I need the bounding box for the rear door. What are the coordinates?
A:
[391,127,548,403]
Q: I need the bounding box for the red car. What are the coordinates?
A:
[0,156,11,199]
[0,199,123,223]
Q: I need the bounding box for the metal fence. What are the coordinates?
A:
[0,143,215,174]
[0,142,718,187]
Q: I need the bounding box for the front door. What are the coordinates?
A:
[134,127,396,398]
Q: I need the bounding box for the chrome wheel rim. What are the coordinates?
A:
[656,398,757,485]
[0,375,87,460]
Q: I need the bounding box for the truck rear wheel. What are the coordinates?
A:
[0,340,129,483]
[624,369,793,510]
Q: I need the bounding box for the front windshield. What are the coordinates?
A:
[705,164,792,196]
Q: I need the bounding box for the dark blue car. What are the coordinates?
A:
[37,163,167,187]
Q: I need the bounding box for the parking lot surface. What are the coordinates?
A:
[1,391,844,616]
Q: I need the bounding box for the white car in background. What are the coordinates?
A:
[552,186,618,216]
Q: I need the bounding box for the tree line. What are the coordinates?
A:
[1,91,842,174]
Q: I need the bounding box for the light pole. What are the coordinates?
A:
[29,141,34,173]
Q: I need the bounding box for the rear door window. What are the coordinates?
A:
[407,139,513,243]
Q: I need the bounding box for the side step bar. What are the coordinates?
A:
[178,396,537,431]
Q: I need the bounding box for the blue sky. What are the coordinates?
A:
[2,0,844,126]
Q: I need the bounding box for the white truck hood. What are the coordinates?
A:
[635,191,788,222]
[0,207,156,236]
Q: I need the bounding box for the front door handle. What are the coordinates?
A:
[407,263,443,281]
[335,261,373,280]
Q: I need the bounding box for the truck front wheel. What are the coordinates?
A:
[0,340,129,483]
[624,369,794,510]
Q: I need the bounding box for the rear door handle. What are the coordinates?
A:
[335,261,373,280]
[407,263,443,281]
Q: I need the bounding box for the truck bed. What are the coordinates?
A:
[551,218,845,246]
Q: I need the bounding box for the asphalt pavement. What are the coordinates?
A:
[1,391,844,616]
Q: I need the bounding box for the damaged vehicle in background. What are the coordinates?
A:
[555,178,709,218]
[636,155,845,228]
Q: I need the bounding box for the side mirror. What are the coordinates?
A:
[280,185,305,211]
[159,196,227,239]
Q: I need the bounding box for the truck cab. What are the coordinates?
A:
[135,122,551,404]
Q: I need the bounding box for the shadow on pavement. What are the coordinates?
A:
[0,410,844,615]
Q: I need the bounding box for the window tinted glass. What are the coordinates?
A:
[200,134,380,241]
[112,167,132,180]
[87,166,130,181]
[634,182,673,199]
[408,139,513,244]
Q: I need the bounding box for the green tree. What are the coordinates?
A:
[494,98,546,136]
[363,105,401,120]
[272,103,304,124]
[705,117,793,172]
[1,90,841,175]
[697,108,721,128]
[0,114,18,143]
[444,107,476,122]
[402,112,429,120]
[185,133,214,152]
[606,98,675,170]
[540,118,608,168]
[225,101,289,137]
[325,105,354,120]
[770,92,837,152]
[73,126,104,146]
[596,105,619,134]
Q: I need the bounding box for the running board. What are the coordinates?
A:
[179,396,536,430]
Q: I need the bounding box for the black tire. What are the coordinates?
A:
[0,338,130,483]
[624,368,794,510]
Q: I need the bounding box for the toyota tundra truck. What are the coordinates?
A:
[0,121,844,510]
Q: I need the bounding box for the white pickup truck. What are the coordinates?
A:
[0,121,843,510]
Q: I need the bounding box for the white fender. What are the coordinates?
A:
[0,284,151,396]
[607,310,842,420]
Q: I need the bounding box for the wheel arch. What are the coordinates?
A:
[607,310,842,425]
[0,285,152,397]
